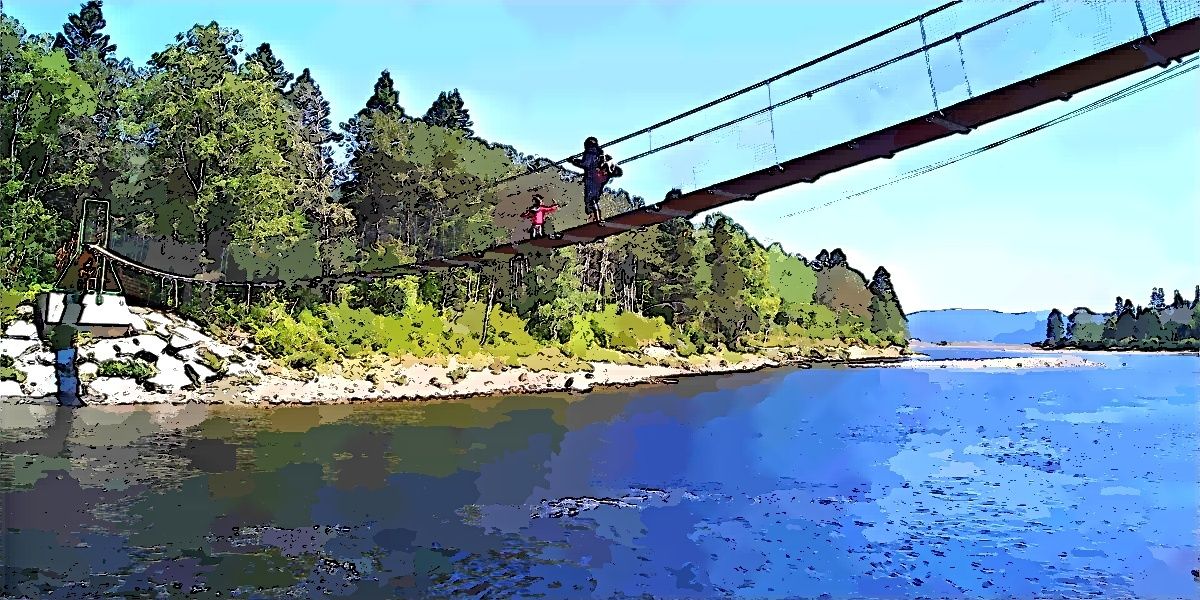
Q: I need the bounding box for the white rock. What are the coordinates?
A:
[0,380,25,399]
[114,334,169,358]
[129,314,149,332]
[79,362,99,377]
[85,341,121,363]
[88,377,148,404]
[0,338,39,360]
[142,312,173,328]
[168,327,206,351]
[20,363,57,397]
[5,320,37,340]
[226,362,260,378]
[15,305,33,317]
[148,354,191,391]
[18,350,54,367]
[204,342,236,360]
[567,376,593,393]
[128,306,151,315]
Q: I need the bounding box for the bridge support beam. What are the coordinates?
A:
[926,113,972,134]
[647,206,692,218]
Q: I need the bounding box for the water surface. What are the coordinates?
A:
[2,348,1197,598]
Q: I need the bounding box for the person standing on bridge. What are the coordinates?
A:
[568,137,623,224]
[521,194,559,239]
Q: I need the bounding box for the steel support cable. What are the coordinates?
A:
[211,3,970,252]
[956,34,974,98]
[616,1,1042,166]
[482,1,964,186]
[243,1,968,244]
[172,2,1045,287]
[920,17,941,111]
[777,56,1198,220]
[782,61,1198,218]
[1135,0,1151,37]
[768,82,780,168]
[106,55,1194,289]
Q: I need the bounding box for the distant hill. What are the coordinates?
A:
[907,309,1051,344]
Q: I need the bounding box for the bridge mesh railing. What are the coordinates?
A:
[113,0,1197,284]
[394,0,1198,269]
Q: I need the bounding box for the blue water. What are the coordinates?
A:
[1,348,1196,599]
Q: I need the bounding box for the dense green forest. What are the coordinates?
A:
[1040,286,1200,351]
[1,2,908,370]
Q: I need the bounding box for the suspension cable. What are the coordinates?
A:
[920,16,941,112]
[777,56,1198,220]
[374,3,966,198]
[1157,0,1171,27]
[121,2,1045,287]
[1134,0,1150,37]
[222,2,970,250]
[617,1,1042,166]
[956,34,974,98]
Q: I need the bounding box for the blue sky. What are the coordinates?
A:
[6,0,1197,312]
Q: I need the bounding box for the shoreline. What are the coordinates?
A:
[910,341,1199,356]
[168,345,910,406]
[1,302,911,406]
[1026,343,1199,356]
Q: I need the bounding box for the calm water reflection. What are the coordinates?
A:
[2,348,1197,599]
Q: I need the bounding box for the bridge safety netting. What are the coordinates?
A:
[411,0,1200,262]
[101,0,1199,287]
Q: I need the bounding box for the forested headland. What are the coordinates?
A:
[1040,287,1200,351]
[1,2,909,376]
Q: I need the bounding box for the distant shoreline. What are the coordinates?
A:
[910,340,1198,356]
[1027,342,1199,356]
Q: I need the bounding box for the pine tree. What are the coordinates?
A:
[1172,289,1186,308]
[365,70,402,114]
[1046,308,1066,344]
[285,68,342,176]
[244,42,292,91]
[1114,296,1125,316]
[813,249,830,270]
[53,0,116,62]
[868,266,894,296]
[868,266,907,344]
[1150,287,1166,310]
[828,248,848,267]
[645,218,701,327]
[423,89,474,136]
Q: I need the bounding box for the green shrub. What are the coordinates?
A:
[453,302,539,358]
[0,288,36,328]
[446,366,470,383]
[198,347,226,373]
[98,358,158,383]
[586,305,673,351]
[249,303,338,369]
[0,354,27,383]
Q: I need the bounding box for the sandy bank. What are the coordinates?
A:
[892,355,1105,370]
[200,346,907,406]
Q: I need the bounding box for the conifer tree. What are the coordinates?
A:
[53,0,116,62]
[424,89,474,136]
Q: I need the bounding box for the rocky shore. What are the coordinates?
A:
[1,303,907,406]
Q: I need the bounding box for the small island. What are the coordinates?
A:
[1036,286,1200,351]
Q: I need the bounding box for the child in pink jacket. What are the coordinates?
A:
[521,194,559,239]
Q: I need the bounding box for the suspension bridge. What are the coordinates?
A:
[62,0,1200,302]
